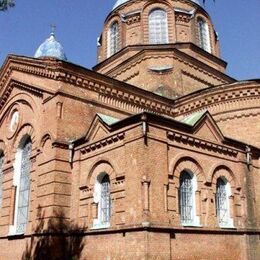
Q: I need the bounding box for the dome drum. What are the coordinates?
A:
[98,0,218,63]
[94,0,229,98]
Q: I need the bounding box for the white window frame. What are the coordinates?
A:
[0,153,4,210]
[197,17,211,53]
[216,178,234,228]
[149,8,169,44]
[179,170,200,227]
[9,137,32,236]
[107,21,119,57]
[92,172,111,229]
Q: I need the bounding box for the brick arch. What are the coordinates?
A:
[171,156,205,187]
[12,124,35,153]
[105,15,122,58]
[0,92,40,121]
[142,0,172,13]
[210,165,239,192]
[142,0,175,44]
[194,13,215,54]
[40,133,54,148]
[39,133,55,161]
[87,159,117,187]
[0,140,6,154]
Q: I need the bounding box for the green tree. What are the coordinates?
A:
[0,0,15,11]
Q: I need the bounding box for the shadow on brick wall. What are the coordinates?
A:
[22,206,85,260]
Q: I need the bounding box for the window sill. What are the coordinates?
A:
[219,225,235,229]
[182,223,202,228]
[7,232,25,240]
[91,223,110,230]
[8,225,25,238]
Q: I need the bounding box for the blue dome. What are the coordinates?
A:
[34,32,67,61]
[112,0,201,10]
[191,0,201,5]
[112,0,129,10]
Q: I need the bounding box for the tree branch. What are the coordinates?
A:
[0,0,15,12]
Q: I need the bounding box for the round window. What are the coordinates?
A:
[10,111,19,133]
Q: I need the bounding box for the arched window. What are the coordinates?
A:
[149,9,168,44]
[108,21,119,57]
[216,178,233,228]
[0,152,4,210]
[179,171,199,226]
[93,173,111,228]
[197,18,211,53]
[11,137,32,235]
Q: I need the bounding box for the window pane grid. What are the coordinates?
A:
[216,179,228,225]
[180,173,193,224]
[110,22,119,56]
[100,177,111,224]
[16,141,32,234]
[149,9,168,44]
[198,19,211,52]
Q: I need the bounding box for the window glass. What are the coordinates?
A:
[149,9,168,44]
[16,141,32,234]
[100,175,111,225]
[197,18,211,53]
[109,22,119,56]
[216,178,228,226]
[180,171,194,224]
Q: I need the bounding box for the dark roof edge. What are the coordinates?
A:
[74,111,260,153]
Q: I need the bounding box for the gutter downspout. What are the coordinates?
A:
[68,141,75,165]
[246,145,252,170]
[141,114,148,146]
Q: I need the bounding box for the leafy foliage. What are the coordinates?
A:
[0,0,15,11]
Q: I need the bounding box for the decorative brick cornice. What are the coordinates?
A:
[0,56,177,117]
[0,80,44,112]
[108,50,229,84]
[175,13,191,23]
[80,133,125,154]
[215,110,260,123]
[121,71,139,82]
[182,70,215,87]
[112,178,125,187]
[98,92,175,116]
[0,59,58,90]
[123,12,141,25]
[175,82,260,116]
[52,141,69,149]
[79,186,93,200]
[167,131,238,157]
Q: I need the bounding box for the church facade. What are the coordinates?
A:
[0,0,259,259]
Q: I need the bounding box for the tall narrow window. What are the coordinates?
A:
[216,178,233,228]
[149,9,168,44]
[197,18,211,53]
[0,153,4,210]
[180,171,194,224]
[11,138,32,235]
[100,175,111,225]
[93,173,111,229]
[179,170,200,226]
[108,21,119,57]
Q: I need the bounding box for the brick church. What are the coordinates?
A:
[0,0,259,259]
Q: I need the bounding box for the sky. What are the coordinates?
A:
[0,0,259,80]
